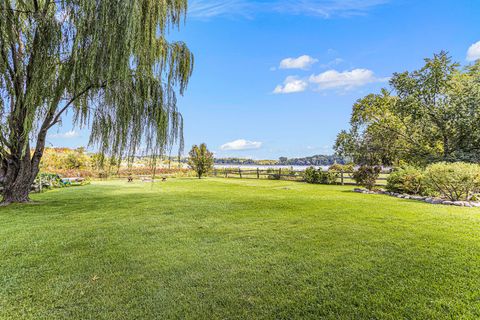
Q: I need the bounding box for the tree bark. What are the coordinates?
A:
[1,150,36,204]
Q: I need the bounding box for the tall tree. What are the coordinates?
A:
[187,143,213,179]
[335,52,480,166]
[0,0,193,204]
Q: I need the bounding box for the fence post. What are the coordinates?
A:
[279,168,282,180]
[214,169,217,177]
[341,171,344,185]
[239,168,242,179]
[225,168,227,178]
[257,168,260,179]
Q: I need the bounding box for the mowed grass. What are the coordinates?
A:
[1,179,480,319]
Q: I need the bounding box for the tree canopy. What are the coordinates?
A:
[335,52,480,166]
[0,0,193,203]
[187,143,213,179]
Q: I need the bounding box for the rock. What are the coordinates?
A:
[470,202,480,207]
[424,198,433,203]
[453,201,464,206]
[404,195,410,199]
[442,201,454,205]
[464,202,472,207]
[354,188,363,193]
[431,199,444,205]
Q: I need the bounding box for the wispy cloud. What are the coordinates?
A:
[467,41,480,62]
[189,0,390,19]
[49,130,80,139]
[189,0,253,19]
[220,139,263,151]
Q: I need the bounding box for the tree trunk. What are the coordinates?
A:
[1,149,38,205]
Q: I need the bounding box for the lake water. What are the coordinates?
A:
[214,164,330,171]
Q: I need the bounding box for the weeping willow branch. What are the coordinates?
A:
[0,0,194,203]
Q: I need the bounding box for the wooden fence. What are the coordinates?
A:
[211,168,389,186]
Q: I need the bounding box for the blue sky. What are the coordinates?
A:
[48,0,480,160]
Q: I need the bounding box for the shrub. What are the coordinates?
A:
[328,163,354,173]
[424,162,480,201]
[304,167,338,185]
[352,165,381,190]
[386,166,425,195]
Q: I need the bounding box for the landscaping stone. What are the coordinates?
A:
[352,187,478,208]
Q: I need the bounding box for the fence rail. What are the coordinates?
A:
[210,168,389,186]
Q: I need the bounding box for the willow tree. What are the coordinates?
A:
[0,0,193,204]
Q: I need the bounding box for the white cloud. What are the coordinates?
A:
[279,55,318,70]
[189,0,389,19]
[220,139,263,151]
[309,68,387,90]
[49,130,80,139]
[467,41,480,62]
[273,76,308,94]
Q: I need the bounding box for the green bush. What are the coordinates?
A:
[328,163,354,172]
[352,165,381,190]
[424,162,480,201]
[386,166,425,195]
[304,167,338,185]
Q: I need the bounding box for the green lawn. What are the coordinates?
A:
[1,179,480,319]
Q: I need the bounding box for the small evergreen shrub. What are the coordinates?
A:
[386,166,425,195]
[352,165,381,190]
[304,167,338,185]
[424,162,480,201]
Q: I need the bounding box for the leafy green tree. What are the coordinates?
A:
[0,1,193,203]
[188,144,214,179]
[335,52,480,166]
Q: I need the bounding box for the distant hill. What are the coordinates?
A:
[215,155,346,166]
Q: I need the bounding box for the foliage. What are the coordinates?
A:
[35,173,64,189]
[304,167,338,184]
[424,162,480,201]
[352,165,382,190]
[386,166,426,195]
[187,143,214,179]
[277,155,346,166]
[328,163,355,172]
[0,0,193,202]
[335,52,480,166]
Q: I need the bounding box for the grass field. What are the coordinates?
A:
[1,178,480,319]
